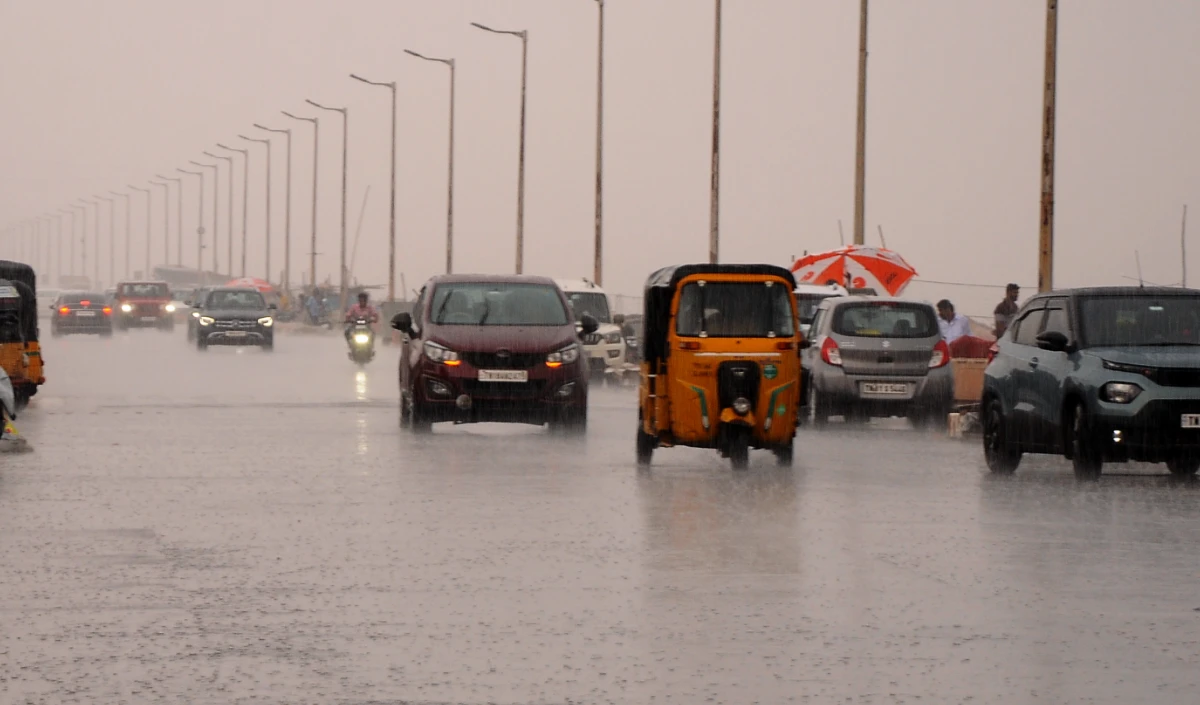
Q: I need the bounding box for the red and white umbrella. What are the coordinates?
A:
[224,277,275,293]
[790,245,918,296]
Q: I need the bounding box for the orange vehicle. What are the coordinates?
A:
[636,264,806,469]
[0,260,46,408]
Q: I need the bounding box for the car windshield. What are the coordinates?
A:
[832,301,938,338]
[430,283,570,326]
[119,283,168,298]
[61,293,105,305]
[206,290,266,310]
[1080,295,1200,347]
[564,292,612,324]
[676,281,795,338]
[796,294,835,324]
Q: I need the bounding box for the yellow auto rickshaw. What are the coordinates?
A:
[0,261,45,409]
[636,264,806,469]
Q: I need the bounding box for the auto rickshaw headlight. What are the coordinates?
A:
[120,303,133,313]
[733,397,752,415]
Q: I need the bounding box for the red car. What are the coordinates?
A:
[113,281,176,331]
[391,275,599,432]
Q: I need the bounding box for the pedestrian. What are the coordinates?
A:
[936,299,972,345]
[993,283,1020,338]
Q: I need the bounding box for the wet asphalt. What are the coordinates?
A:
[3,327,1200,705]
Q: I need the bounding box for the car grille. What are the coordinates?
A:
[213,320,258,329]
[134,303,162,315]
[463,352,542,369]
[460,379,547,400]
[1155,368,1200,388]
[581,333,602,345]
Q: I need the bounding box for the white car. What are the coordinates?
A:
[554,278,627,379]
[795,282,848,338]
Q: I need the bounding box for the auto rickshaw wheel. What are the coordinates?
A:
[636,426,655,466]
[808,386,829,427]
[727,426,750,470]
[773,443,794,467]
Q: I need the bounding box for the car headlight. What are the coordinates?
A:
[1101,382,1142,404]
[424,340,460,364]
[164,303,176,312]
[257,316,274,327]
[546,343,580,367]
[120,303,133,313]
[732,397,752,415]
[604,332,623,344]
[199,316,215,327]
[191,311,200,319]
[353,333,371,344]
[1102,359,1157,382]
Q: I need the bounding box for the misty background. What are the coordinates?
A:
[2,0,1197,317]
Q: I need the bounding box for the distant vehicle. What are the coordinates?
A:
[35,288,62,318]
[554,278,627,381]
[803,296,953,428]
[49,292,113,337]
[346,318,376,365]
[183,287,212,342]
[113,281,175,331]
[0,261,45,408]
[795,282,848,337]
[391,274,598,432]
[982,286,1200,480]
[193,288,276,351]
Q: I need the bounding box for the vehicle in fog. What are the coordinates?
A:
[347,318,376,365]
[183,287,212,342]
[794,282,847,337]
[113,281,176,332]
[48,292,112,337]
[390,274,598,431]
[803,296,953,428]
[983,286,1200,480]
[554,278,627,381]
[636,264,803,469]
[0,261,45,408]
[193,287,276,351]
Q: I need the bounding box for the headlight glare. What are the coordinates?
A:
[198,316,215,327]
[424,341,460,363]
[120,303,133,313]
[353,333,371,344]
[1101,382,1142,404]
[732,397,752,415]
[257,316,274,327]
[164,303,176,312]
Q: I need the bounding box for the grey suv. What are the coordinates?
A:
[803,297,953,427]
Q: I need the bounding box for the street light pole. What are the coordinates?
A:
[217,144,250,276]
[252,126,292,290]
[73,203,86,277]
[471,21,529,274]
[151,181,169,268]
[305,100,348,308]
[852,0,869,247]
[157,174,182,266]
[190,160,220,274]
[129,186,151,276]
[593,0,605,284]
[405,50,457,276]
[178,168,205,273]
[110,191,130,279]
[98,194,115,287]
[205,151,235,277]
[282,112,319,289]
[709,0,722,264]
[240,135,273,282]
[1038,0,1058,293]
[350,73,397,300]
[86,198,101,285]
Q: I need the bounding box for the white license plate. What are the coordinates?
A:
[75,311,96,317]
[479,369,528,383]
[225,331,247,338]
[141,316,158,322]
[861,382,908,395]
[1182,414,1200,429]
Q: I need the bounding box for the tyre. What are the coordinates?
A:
[50,326,61,338]
[552,406,588,435]
[406,396,432,433]
[727,425,750,470]
[196,336,208,351]
[1069,401,1102,480]
[261,340,274,352]
[1166,456,1200,477]
[399,392,411,427]
[982,398,1021,474]
[636,425,656,466]
[808,386,829,427]
[773,442,794,467]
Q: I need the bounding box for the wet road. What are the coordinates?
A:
[4,329,1200,704]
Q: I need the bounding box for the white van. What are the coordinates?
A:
[795,282,848,337]
[553,278,627,378]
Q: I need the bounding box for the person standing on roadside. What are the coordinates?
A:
[936,299,972,345]
[993,283,1020,339]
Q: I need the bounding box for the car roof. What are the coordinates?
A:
[822,295,935,308]
[1028,286,1200,299]
[206,287,264,294]
[426,273,559,287]
[553,278,608,294]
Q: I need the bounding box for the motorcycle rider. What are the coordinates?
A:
[344,291,380,342]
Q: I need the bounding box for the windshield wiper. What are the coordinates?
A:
[1137,341,1200,347]
[434,294,452,324]
[478,299,491,325]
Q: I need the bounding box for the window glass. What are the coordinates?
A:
[1041,300,1071,339]
[831,301,937,339]
[119,283,168,298]
[1080,295,1200,347]
[1013,306,1046,346]
[675,281,795,338]
[206,290,266,310]
[429,283,569,327]
[563,292,611,323]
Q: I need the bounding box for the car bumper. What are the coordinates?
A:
[583,342,626,372]
[118,312,173,327]
[413,362,587,424]
[53,317,113,333]
[199,330,272,345]
[1091,397,1200,461]
[814,364,954,415]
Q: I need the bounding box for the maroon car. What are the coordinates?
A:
[113,280,176,331]
[391,275,599,432]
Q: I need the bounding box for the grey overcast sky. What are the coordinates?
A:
[2,1,1198,315]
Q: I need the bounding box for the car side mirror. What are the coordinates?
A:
[1036,330,1069,352]
[268,303,278,311]
[391,312,413,334]
[579,313,600,336]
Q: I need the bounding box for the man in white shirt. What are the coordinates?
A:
[936,299,972,344]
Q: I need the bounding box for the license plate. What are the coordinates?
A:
[479,369,528,383]
[141,316,158,322]
[861,382,908,395]
[75,311,96,317]
[225,331,246,338]
[1183,414,1200,429]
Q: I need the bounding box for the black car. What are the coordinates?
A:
[194,287,276,351]
[983,286,1200,479]
[49,291,113,336]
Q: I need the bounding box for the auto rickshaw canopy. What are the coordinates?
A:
[641,264,797,367]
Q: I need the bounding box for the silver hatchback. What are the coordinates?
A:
[803,296,954,427]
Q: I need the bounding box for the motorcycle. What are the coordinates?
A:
[346,318,376,364]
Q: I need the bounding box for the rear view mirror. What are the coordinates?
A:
[268,303,278,311]
[391,312,413,334]
[579,313,600,336]
[1036,330,1069,352]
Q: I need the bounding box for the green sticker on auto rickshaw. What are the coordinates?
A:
[776,404,786,417]
[763,363,778,380]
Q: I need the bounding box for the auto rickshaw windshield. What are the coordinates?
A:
[676,281,795,338]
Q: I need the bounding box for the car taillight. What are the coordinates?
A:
[929,339,950,368]
[59,306,69,315]
[820,337,842,366]
[102,307,112,315]
[80,300,90,306]
[987,342,999,364]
